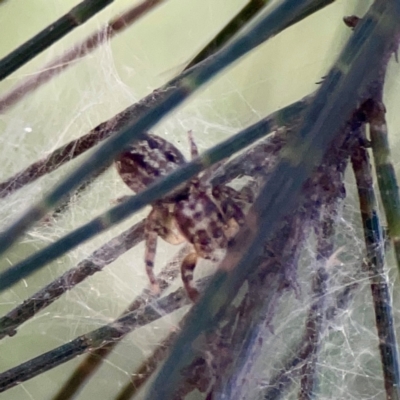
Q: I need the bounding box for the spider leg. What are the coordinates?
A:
[161,205,188,245]
[151,203,186,245]
[144,226,159,293]
[212,186,248,226]
[181,252,200,302]
[111,194,132,205]
[160,225,186,245]
[187,130,199,158]
[237,180,258,204]
[187,130,226,182]
[144,208,160,293]
[144,204,185,293]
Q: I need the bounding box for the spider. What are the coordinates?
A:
[115,132,254,301]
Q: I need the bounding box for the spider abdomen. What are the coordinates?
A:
[174,190,228,259]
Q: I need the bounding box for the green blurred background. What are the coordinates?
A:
[1,0,400,399]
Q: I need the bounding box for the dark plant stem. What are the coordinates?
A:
[0,94,307,200]
[145,2,400,397]
[0,220,145,340]
[49,165,109,220]
[0,0,167,112]
[113,330,178,400]
[186,0,336,70]
[0,0,114,81]
[0,97,307,291]
[351,138,400,400]
[185,0,271,70]
[0,0,340,260]
[0,285,193,393]
[262,275,360,400]
[51,245,190,400]
[298,209,336,399]
[365,99,400,273]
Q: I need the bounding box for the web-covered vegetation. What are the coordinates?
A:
[1,0,400,399]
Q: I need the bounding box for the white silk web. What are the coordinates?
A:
[1,0,400,399]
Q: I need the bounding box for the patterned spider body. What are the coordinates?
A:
[115,132,251,301]
[175,186,228,258]
[116,133,188,201]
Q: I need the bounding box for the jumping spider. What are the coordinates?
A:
[115,132,254,301]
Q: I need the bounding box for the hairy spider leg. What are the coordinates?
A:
[175,132,258,301]
[180,252,199,301]
[212,182,256,228]
[115,132,255,301]
[144,202,185,292]
[187,130,199,158]
[174,184,231,301]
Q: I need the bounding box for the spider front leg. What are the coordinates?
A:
[212,183,255,227]
[144,222,159,293]
[174,185,231,301]
[181,252,200,302]
[187,130,199,158]
[187,130,226,182]
[144,203,185,293]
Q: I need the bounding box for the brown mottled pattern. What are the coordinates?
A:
[115,133,186,194]
[115,132,254,301]
[175,189,228,260]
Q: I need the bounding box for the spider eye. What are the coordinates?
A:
[146,136,159,149]
[166,152,177,162]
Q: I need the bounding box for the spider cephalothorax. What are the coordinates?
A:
[115,132,253,301]
[116,133,188,201]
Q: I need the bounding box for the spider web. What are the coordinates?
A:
[0,0,400,399]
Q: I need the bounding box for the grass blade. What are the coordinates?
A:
[145,2,400,398]
[0,0,168,112]
[0,0,114,81]
[351,139,400,400]
[0,0,339,260]
[0,97,307,291]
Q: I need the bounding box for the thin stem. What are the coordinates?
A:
[365,99,400,274]
[0,0,114,81]
[49,165,108,220]
[0,220,145,340]
[0,97,307,291]
[187,0,338,70]
[51,245,190,400]
[185,0,271,70]
[0,0,340,260]
[0,92,308,201]
[351,140,400,400]
[0,284,193,393]
[0,0,275,204]
[262,167,352,400]
[145,3,400,398]
[298,210,336,399]
[0,0,168,112]
[213,212,308,399]
[297,268,327,400]
[113,330,178,400]
[0,103,139,199]
[0,106,298,337]
[261,278,360,400]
